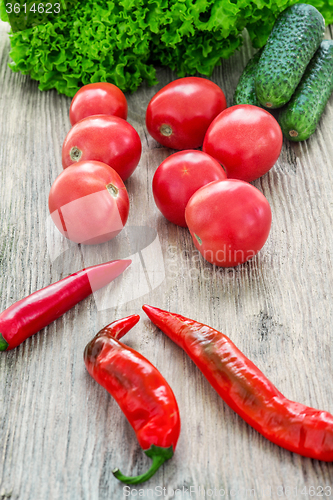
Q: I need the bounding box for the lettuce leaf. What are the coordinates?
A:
[0,0,332,97]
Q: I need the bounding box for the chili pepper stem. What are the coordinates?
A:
[112,455,164,485]
[0,333,8,351]
[112,445,174,485]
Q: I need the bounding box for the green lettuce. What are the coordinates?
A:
[0,0,332,96]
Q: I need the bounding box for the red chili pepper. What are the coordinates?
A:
[84,315,181,484]
[143,304,333,462]
[0,259,131,351]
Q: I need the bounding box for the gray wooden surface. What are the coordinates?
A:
[1,18,333,500]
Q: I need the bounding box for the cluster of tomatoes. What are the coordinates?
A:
[49,76,283,266]
[147,77,283,267]
[48,83,141,244]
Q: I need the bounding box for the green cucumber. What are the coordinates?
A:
[233,49,263,107]
[255,4,325,109]
[279,40,333,141]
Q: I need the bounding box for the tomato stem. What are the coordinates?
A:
[106,183,119,198]
[160,124,173,137]
[194,233,202,245]
[69,146,83,162]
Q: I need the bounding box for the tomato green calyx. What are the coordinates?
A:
[160,124,173,137]
[106,183,119,198]
[194,233,202,245]
[112,445,174,485]
[289,130,299,137]
[0,333,9,351]
[69,146,83,162]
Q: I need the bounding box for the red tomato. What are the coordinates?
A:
[69,83,128,126]
[203,105,283,182]
[185,179,272,267]
[49,161,129,245]
[146,77,227,150]
[62,115,142,181]
[152,150,227,227]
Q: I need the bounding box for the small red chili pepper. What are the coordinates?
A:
[143,304,333,462]
[0,259,131,351]
[84,315,181,484]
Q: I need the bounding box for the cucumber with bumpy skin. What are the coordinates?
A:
[233,49,263,107]
[279,40,333,141]
[255,4,325,109]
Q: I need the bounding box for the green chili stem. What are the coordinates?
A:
[0,333,8,351]
[113,455,166,485]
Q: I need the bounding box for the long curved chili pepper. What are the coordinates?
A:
[0,259,131,351]
[143,304,333,462]
[84,315,181,484]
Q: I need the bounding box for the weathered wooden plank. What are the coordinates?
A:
[1,18,333,500]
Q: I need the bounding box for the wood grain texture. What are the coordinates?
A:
[1,19,333,500]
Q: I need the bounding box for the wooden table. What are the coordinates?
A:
[1,18,333,500]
